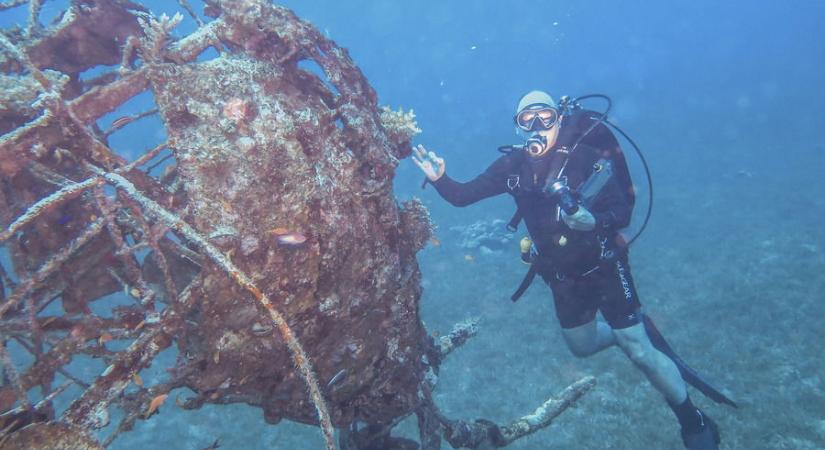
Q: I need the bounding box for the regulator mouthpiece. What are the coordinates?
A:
[525,134,547,156]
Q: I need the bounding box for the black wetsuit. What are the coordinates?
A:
[432,140,642,330]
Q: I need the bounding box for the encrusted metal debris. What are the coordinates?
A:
[0,1,594,449]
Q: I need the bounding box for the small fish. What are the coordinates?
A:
[133,373,143,387]
[325,369,347,390]
[144,394,168,418]
[268,227,289,235]
[430,237,441,247]
[111,115,135,129]
[464,254,475,262]
[277,232,307,248]
[200,439,221,450]
[98,332,113,345]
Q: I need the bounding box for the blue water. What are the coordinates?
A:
[2,1,825,449]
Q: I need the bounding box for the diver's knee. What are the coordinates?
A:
[624,345,648,365]
[562,321,599,358]
[567,342,594,358]
[563,333,595,358]
[617,336,652,367]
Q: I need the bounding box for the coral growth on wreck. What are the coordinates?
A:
[0,1,593,449]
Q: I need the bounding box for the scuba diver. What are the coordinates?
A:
[412,90,733,449]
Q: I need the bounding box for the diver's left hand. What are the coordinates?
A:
[561,207,596,231]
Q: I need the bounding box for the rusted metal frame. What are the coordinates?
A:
[0,27,152,178]
[67,68,150,127]
[119,35,140,74]
[0,336,31,411]
[0,139,167,247]
[17,328,95,393]
[435,377,597,449]
[25,160,75,188]
[0,262,14,295]
[258,4,398,183]
[96,168,336,450]
[61,275,200,429]
[12,336,90,389]
[176,0,203,27]
[0,311,140,346]
[0,177,104,245]
[0,67,148,178]
[6,44,176,305]
[26,0,42,38]
[0,0,28,12]
[499,377,597,444]
[116,194,177,303]
[169,18,224,62]
[0,217,106,319]
[437,318,479,357]
[94,187,157,309]
[23,289,43,357]
[0,380,72,421]
[0,31,52,90]
[100,376,185,448]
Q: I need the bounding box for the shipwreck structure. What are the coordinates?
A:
[0,1,594,448]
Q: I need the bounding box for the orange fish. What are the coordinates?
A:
[430,237,441,247]
[144,394,168,418]
[464,254,475,262]
[268,227,289,235]
[277,232,307,248]
[98,332,113,345]
[133,373,144,387]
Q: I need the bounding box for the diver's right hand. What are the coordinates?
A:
[411,144,446,182]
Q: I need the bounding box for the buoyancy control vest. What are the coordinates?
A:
[505,109,637,301]
[505,109,635,232]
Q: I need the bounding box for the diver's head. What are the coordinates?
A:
[514,90,561,157]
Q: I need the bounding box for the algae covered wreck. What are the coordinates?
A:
[0,1,593,448]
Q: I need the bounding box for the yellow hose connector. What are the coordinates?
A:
[520,236,533,264]
[520,236,532,253]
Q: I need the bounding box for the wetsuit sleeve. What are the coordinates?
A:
[589,177,633,231]
[430,156,510,207]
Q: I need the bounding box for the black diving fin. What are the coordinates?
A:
[642,313,738,408]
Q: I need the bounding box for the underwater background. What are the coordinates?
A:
[2,0,825,448]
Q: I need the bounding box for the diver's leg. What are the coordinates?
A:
[613,323,719,449]
[601,257,719,449]
[613,323,686,402]
[562,319,616,357]
[545,272,601,357]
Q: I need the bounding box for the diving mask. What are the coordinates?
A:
[514,104,559,132]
